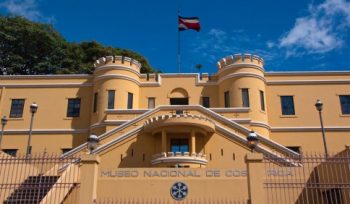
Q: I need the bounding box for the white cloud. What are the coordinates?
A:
[0,0,52,22]
[279,0,350,55]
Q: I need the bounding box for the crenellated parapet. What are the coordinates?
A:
[93,56,142,71]
[217,53,264,70]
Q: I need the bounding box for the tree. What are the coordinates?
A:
[0,15,155,75]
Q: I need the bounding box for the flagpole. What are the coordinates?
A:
[177,8,181,73]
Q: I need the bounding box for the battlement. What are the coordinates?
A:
[93,56,142,70]
[217,53,264,70]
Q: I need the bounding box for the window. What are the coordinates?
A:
[148,97,155,109]
[260,90,265,111]
[93,93,98,113]
[107,90,115,109]
[281,96,295,115]
[127,92,133,109]
[9,99,25,118]
[340,95,350,114]
[171,139,189,154]
[202,97,210,108]
[242,88,250,107]
[286,146,300,154]
[67,98,81,117]
[3,149,17,157]
[224,91,230,108]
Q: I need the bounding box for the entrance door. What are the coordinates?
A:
[170,98,189,105]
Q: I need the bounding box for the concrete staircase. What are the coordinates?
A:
[4,175,59,204]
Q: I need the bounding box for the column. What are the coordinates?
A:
[78,154,100,203]
[191,129,196,154]
[161,129,166,153]
[245,153,266,204]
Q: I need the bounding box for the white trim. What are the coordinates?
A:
[218,63,265,74]
[267,79,350,85]
[216,125,300,163]
[0,83,93,88]
[231,118,251,123]
[0,74,91,79]
[266,71,350,76]
[271,126,350,132]
[94,74,140,85]
[105,109,149,114]
[94,65,140,76]
[250,121,271,129]
[210,107,249,113]
[0,129,88,134]
[90,120,128,129]
[92,126,143,154]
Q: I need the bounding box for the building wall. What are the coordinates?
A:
[0,54,349,156]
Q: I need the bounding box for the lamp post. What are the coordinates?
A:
[0,116,8,150]
[247,130,259,152]
[315,99,329,159]
[87,134,99,154]
[26,103,38,157]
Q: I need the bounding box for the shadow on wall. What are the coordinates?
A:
[295,148,350,203]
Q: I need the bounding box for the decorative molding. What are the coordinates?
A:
[271,126,350,132]
[267,80,350,85]
[265,71,350,76]
[218,63,265,74]
[94,74,140,85]
[0,129,89,134]
[250,121,271,129]
[210,107,250,113]
[0,74,91,79]
[92,126,143,154]
[105,109,149,114]
[0,83,93,88]
[94,65,140,76]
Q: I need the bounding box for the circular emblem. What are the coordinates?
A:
[170,182,188,200]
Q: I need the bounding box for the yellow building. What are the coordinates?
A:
[0,53,350,203]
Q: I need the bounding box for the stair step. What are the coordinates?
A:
[4,175,60,203]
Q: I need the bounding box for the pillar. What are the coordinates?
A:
[245,153,265,204]
[191,129,196,154]
[161,129,166,153]
[78,154,100,203]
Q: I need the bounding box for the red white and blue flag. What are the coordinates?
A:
[178,16,201,32]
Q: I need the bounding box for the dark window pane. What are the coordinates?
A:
[260,90,265,111]
[202,97,210,108]
[127,92,133,109]
[171,139,189,154]
[281,96,295,115]
[242,88,250,107]
[224,91,230,108]
[67,98,81,117]
[93,93,98,113]
[9,99,25,118]
[108,90,115,109]
[340,95,350,114]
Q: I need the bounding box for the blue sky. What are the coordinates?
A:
[1,0,350,73]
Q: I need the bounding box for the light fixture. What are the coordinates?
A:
[87,134,99,153]
[247,130,259,152]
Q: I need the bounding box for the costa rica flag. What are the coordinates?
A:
[178,16,201,32]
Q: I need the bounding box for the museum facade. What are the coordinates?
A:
[0,54,350,203]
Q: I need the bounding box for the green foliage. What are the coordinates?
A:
[0,15,155,75]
